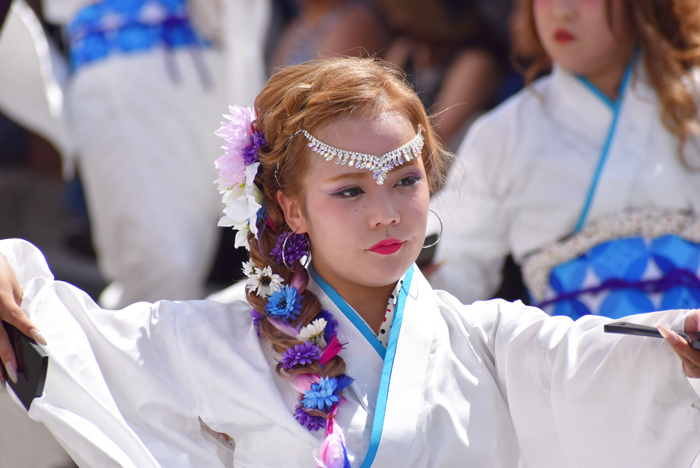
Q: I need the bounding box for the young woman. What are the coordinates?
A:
[1,57,700,467]
[430,0,700,319]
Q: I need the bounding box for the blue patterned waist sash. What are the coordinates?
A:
[66,0,211,77]
[538,267,700,309]
[522,211,700,320]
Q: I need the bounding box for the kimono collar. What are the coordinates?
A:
[307,264,438,468]
[307,264,414,360]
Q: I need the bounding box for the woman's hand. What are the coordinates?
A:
[658,309,700,378]
[0,253,46,384]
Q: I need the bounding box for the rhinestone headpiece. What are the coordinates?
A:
[301,125,424,185]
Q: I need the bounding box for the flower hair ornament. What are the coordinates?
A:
[214,106,266,250]
[246,269,354,467]
[271,229,310,271]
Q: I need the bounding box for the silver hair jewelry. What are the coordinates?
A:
[301,125,424,185]
[423,209,443,249]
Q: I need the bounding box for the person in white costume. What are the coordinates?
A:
[430,0,700,318]
[0,0,72,164]
[1,58,700,467]
[43,0,269,309]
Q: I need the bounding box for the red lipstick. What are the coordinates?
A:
[554,28,575,43]
[369,239,403,255]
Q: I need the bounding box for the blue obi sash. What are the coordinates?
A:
[66,0,210,72]
[541,235,700,319]
[522,211,700,320]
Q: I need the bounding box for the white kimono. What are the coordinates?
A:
[43,0,270,309]
[430,61,700,305]
[3,237,700,467]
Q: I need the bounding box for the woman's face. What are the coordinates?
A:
[281,111,430,295]
[533,0,635,78]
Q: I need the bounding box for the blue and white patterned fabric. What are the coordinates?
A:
[66,0,209,72]
[522,210,700,320]
[541,235,700,319]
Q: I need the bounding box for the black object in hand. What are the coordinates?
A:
[2,321,48,410]
[604,321,700,350]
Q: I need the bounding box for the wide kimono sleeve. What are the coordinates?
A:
[0,238,235,467]
[429,103,516,304]
[450,294,700,467]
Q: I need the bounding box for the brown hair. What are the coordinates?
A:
[511,0,700,166]
[244,57,451,430]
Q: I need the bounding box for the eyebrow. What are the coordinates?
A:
[323,158,420,183]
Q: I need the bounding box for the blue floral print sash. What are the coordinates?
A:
[66,0,211,81]
[523,211,700,319]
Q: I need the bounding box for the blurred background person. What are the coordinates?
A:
[52,0,223,309]
[430,0,700,320]
[40,0,269,309]
[269,0,389,71]
[379,0,511,151]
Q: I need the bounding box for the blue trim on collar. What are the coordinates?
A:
[576,75,615,109]
[309,265,386,359]
[574,63,634,233]
[576,49,639,109]
[360,265,415,468]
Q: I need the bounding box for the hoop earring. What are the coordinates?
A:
[423,209,443,249]
[282,229,311,272]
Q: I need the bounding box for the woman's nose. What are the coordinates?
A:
[368,195,400,228]
[551,0,577,19]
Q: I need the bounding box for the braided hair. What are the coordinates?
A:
[237,57,451,466]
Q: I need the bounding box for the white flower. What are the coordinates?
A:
[297,318,328,345]
[217,164,264,251]
[241,260,256,278]
[246,266,284,298]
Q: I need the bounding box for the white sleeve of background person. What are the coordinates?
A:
[0,1,73,164]
[430,107,514,304]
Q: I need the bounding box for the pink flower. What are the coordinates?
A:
[214,106,255,188]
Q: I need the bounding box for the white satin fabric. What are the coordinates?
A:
[2,238,700,467]
[430,62,700,304]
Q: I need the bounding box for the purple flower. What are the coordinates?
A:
[266,285,303,322]
[302,377,340,411]
[242,130,266,165]
[281,342,321,369]
[250,309,263,327]
[271,231,309,265]
[294,404,326,431]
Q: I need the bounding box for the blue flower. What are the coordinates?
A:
[294,404,326,431]
[242,130,266,165]
[271,231,309,265]
[318,308,338,338]
[256,205,266,228]
[334,374,354,393]
[281,342,321,369]
[266,285,303,322]
[302,377,340,411]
